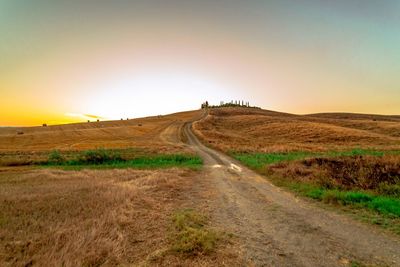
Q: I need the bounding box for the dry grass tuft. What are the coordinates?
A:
[169,209,219,255]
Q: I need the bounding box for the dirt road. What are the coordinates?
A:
[177,115,400,266]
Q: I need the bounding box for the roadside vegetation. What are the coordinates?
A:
[233,149,400,234]
[169,209,219,255]
[231,149,398,170]
[44,149,202,170]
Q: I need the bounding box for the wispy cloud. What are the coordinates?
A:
[84,114,103,119]
[65,113,104,120]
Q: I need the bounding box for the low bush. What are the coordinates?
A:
[48,150,65,164]
[264,154,400,193]
[77,149,123,165]
[170,209,218,255]
[378,183,400,198]
[305,188,324,200]
[303,155,400,190]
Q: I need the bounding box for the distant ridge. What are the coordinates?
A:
[306,112,400,121]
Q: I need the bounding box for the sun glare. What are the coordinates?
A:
[84,71,240,120]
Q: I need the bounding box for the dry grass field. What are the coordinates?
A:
[0,109,242,266]
[1,107,400,266]
[0,110,202,166]
[0,168,239,266]
[193,107,400,152]
[0,110,201,152]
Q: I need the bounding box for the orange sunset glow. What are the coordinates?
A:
[1,1,400,126]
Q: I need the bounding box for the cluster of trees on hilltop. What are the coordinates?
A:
[201,100,260,109]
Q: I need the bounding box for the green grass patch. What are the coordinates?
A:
[326,148,386,157]
[273,179,400,217]
[170,209,219,255]
[231,151,313,169]
[349,261,365,267]
[231,148,399,169]
[43,149,202,170]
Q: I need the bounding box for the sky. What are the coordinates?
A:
[1,0,400,126]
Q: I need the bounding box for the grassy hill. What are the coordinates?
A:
[193,107,400,153]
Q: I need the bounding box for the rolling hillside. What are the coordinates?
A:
[193,107,400,153]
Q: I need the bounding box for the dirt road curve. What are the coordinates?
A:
[178,115,400,267]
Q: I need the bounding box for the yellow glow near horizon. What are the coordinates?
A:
[84,71,240,120]
[1,1,400,126]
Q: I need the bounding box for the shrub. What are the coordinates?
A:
[315,174,336,189]
[48,150,65,164]
[378,183,400,198]
[306,188,324,200]
[237,151,400,192]
[78,149,123,165]
[170,209,218,255]
[299,155,400,190]
[322,190,346,205]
